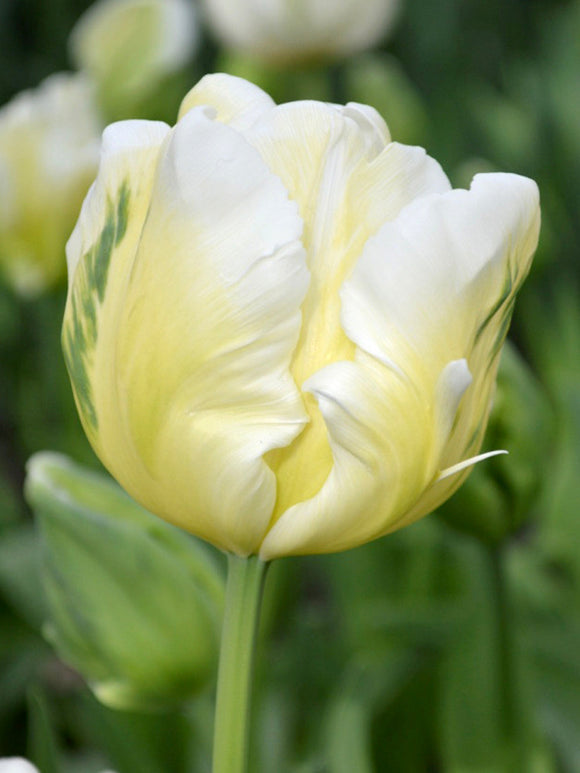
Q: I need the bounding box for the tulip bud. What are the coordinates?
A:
[69,0,198,122]
[63,73,540,560]
[438,341,553,543]
[199,0,400,65]
[0,74,100,297]
[25,452,224,711]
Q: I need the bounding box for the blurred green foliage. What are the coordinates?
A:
[26,452,224,713]
[1,0,580,771]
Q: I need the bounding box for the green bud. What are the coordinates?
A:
[439,341,553,544]
[25,452,224,711]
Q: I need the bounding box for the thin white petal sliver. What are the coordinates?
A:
[437,450,508,482]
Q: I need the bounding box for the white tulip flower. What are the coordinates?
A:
[0,760,38,773]
[63,74,540,559]
[70,0,198,118]
[200,0,399,64]
[0,74,100,296]
[0,760,115,773]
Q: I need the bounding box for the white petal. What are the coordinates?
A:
[244,102,451,390]
[260,351,435,558]
[244,102,450,525]
[341,172,540,379]
[438,449,508,481]
[178,72,275,131]
[66,119,169,285]
[63,119,170,438]
[262,173,539,557]
[321,172,540,539]
[98,107,309,555]
[434,359,472,453]
[339,102,391,150]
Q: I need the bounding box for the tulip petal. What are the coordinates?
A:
[260,353,477,558]
[339,102,391,151]
[246,105,450,389]
[260,351,434,558]
[243,102,450,521]
[261,173,540,558]
[85,107,308,555]
[437,449,508,482]
[63,119,170,434]
[178,73,275,130]
[341,173,540,376]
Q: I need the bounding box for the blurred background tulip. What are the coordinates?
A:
[69,0,199,122]
[199,0,399,66]
[0,760,115,773]
[0,760,48,773]
[0,74,100,298]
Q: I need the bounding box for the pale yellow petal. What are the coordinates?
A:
[83,107,308,555]
[341,173,540,379]
[63,118,170,439]
[335,172,540,536]
[243,102,450,521]
[260,351,434,558]
[262,172,539,556]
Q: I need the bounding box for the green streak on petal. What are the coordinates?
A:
[63,299,98,432]
[93,214,115,303]
[63,181,131,434]
[473,243,527,374]
[474,272,514,347]
[488,298,516,366]
[115,183,130,245]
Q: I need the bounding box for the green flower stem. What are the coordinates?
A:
[212,553,269,773]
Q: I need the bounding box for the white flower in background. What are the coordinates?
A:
[0,760,115,773]
[0,760,38,773]
[200,0,400,64]
[69,0,198,118]
[63,74,540,560]
[0,73,100,297]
